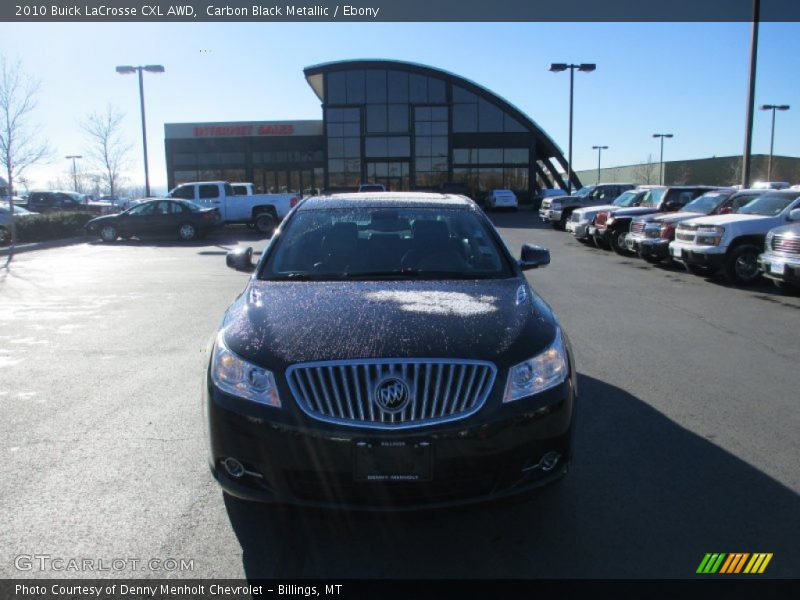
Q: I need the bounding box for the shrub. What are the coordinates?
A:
[13,212,94,244]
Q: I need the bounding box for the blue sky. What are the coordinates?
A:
[2,21,799,192]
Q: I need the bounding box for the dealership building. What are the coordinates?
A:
[164,60,576,199]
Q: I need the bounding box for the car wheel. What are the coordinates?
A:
[255,213,276,236]
[0,226,8,246]
[178,223,197,241]
[610,228,632,256]
[723,244,761,285]
[99,224,118,243]
[684,263,718,277]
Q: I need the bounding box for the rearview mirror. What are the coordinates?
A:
[519,244,550,270]
[226,247,254,272]
[788,208,800,222]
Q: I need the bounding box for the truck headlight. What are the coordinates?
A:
[696,225,725,246]
[765,230,774,251]
[211,332,281,407]
[504,330,568,402]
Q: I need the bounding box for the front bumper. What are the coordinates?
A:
[206,375,576,510]
[626,234,671,259]
[669,241,726,268]
[567,220,590,238]
[758,252,800,283]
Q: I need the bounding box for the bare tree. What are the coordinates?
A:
[632,154,658,185]
[82,104,131,198]
[0,56,52,261]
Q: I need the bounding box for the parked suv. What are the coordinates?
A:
[591,186,717,255]
[539,183,635,230]
[759,223,800,292]
[625,189,763,263]
[566,188,646,243]
[670,190,800,284]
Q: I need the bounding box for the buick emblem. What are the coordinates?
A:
[373,376,411,413]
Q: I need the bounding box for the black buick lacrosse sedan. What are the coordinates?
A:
[206,192,577,508]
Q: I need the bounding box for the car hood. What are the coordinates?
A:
[644,211,704,224]
[574,204,617,217]
[221,279,557,369]
[683,213,769,227]
[767,223,800,237]
[609,206,660,217]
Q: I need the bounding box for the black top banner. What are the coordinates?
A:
[3,0,800,22]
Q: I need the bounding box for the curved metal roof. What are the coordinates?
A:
[303,59,567,160]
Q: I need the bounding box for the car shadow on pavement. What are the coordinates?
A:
[224,374,799,579]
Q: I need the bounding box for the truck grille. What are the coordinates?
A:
[773,234,800,255]
[630,221,646,236]
[286,359,497,429]
[675,224,697,243]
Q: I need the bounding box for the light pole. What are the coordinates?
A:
[652,133,674,185]
[742,0,760,188]
[65,155,82,192]
[592,145,607,184]
[549,62,596,194]
[116,64,164,197]
[759,104,790,181]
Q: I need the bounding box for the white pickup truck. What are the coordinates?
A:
[169,181,298,234]
[669,189,800,284]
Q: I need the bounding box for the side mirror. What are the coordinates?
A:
[788,208,800,222]
[519,244,550,271]
[226,246,254,272]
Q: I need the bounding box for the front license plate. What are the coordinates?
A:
[671,245,682,258]
[354,441,432,482]
[770,262,785,275]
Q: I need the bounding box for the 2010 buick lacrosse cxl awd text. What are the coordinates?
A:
[205,192,577,509]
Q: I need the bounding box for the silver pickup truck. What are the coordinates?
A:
[539,183,635,229]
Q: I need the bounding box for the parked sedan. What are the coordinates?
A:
[85,199,221,242]
[209,192,576,509]
[625,189,764,263]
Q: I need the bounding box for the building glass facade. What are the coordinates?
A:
[164,60,575,200]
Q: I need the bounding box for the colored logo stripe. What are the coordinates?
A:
[697,552,773,574]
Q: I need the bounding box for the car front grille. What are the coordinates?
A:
[630,221,646,236]
[676,225,697,243]
[773,234,800,255]
[286,359,497,429]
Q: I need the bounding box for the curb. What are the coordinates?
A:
[0,235,90,257]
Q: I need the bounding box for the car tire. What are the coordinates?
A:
[178,223,198,241]
[99,224,118,243]
[723,244,762,285]
[610,228,632,256]
[255,213,276,236]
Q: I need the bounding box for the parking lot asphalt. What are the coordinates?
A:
[1,213,798,579]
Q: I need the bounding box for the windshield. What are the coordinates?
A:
[640,188,667,208]
[737,193,799,216]
[613,191,640,207]
[573,186,594,197]
[682,192,731,214]
[261,207,514,281]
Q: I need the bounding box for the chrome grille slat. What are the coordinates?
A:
[773,235,800,254]
[286,359,497,429]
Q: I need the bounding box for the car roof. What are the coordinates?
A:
[298,192,476,211]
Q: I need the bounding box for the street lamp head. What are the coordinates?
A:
[143,65,165,73]
[115,66,136,75]
[549,63,568,72]
[592,145,608,150]
[777,105,790,111]
[578,63,596,72]
[65,155,82,159]
[653,133,674,138]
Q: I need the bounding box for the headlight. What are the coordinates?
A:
[211,332,281,407]
[504,329,568,402]
[765,230,774,251]
[696,225,725,246]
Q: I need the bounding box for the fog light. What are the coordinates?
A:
[223,457,245,478]
[540,451,560,472]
